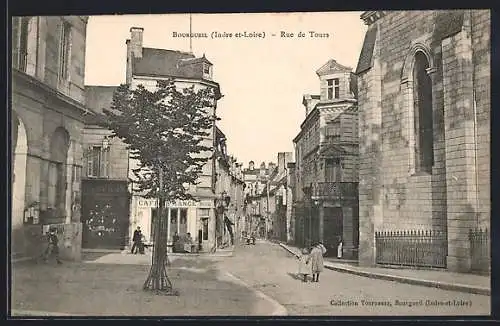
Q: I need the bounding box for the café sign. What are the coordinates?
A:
[137,199,200,208]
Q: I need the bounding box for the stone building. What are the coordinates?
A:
[242,161,274,237]
[293,58,359,258]
[356,10,490,272]
[270,153,294,242]
[11,16,89,261]
[213,127,246,248]
[81,86,131,250]
[124,27,223,252]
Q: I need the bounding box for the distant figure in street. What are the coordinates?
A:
[43,227,62,264]
[337,236,343,259]
[297,247,312,282]
[184,232,194,253]
[198,229,203,251]
[310,242,326,282]
[131,226,142,254]
[172,232,180,253]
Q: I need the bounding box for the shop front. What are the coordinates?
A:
[130,196,215,252]
[81,180,130,250]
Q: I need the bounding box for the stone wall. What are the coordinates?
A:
[356,10,490,271]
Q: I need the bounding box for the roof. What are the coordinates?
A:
[316,59,352,76]
[215,126,226,140]
[85,86,118,114]
[133,48,210,80]
[302,94,320,106]
[132,47,221,98]
[355,25,378,74]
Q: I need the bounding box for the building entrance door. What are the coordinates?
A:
[323,206,343,257]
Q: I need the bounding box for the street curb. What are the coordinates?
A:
[11,309,84,317]
[278,243,490,296]
[223,272,288,316]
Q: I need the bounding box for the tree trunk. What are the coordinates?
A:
[143,169,178,295]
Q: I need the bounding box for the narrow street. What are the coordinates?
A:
[217,241,491,316]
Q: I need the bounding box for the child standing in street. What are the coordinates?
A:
[43,227,62,264]
[297,247,312,282]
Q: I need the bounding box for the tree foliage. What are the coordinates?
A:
[101,79,217,202]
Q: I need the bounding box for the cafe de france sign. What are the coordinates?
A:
[137,199,213,208]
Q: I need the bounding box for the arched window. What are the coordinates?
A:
[413,51,434,173]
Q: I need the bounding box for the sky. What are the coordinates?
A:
[84,12,367,168]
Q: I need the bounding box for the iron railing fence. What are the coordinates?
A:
[375,230,447,268]
[469,228,490,274]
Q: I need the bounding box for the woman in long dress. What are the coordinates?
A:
[310,243,326,282]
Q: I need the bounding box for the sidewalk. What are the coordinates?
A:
[279,242,490,296]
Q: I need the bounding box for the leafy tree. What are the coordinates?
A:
[100,79,217,295]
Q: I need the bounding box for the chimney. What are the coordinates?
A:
[130,27,144,59]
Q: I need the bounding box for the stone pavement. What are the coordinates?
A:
[10,251,280,317]
[219,241,490,316]
[279,242,491,296]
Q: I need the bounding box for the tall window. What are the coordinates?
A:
[334,78,340,98]
[413,52,434,173]
[18,18,30,71]
[327,78,340,100]
[325,158,342,182]
[59,21,71,80]
[326,120,341,141]
[327,79,333,99]
[87,146,109,177]
[13,17,38,74]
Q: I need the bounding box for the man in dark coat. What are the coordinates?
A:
[43,227,62,264]
[131,226,142,254]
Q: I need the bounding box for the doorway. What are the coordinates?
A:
[323,206,343,256]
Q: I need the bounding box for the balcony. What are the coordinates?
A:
[310,182,358,201]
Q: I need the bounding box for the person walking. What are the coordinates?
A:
[310,242,326,282]
[337,236,343,259]
[297,247,312,282]
[43,227,62,264]
[130,226,142,254]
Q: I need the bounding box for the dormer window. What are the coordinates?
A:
[327,78,340,99]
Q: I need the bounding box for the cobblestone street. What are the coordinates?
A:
[217,241,491,316]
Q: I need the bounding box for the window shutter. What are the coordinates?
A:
[104,150,110,178]
[99,148,105,177]
[87,148,93,176]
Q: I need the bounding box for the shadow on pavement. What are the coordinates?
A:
[286,272,304,282]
